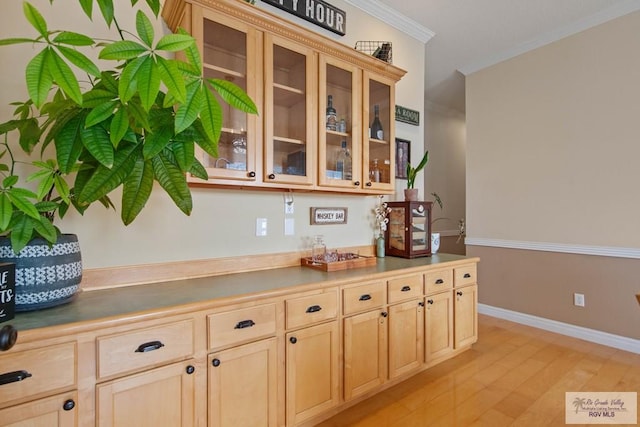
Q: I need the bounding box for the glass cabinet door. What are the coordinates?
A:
[363,71,395,192]
[195,9,260,182]
[410,202,430,252]
[264,34,314,186]
[386,201,432,258]
[388,205,407,252]
[318,55,361,189]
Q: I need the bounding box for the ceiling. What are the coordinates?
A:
[348,0,640,114]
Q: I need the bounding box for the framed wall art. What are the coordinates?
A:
[395,138,410,179]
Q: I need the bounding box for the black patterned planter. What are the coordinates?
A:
[0,234,82,312]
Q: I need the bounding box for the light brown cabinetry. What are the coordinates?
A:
[163,0,405,194]
[425,290,454,363]
[285,289,340,426]
[388,299,424,379]
[0,391,78,426]
[454,283,478,349]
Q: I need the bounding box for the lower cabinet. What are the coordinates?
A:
[388,299,424,379]
[425,291,454,363]
[454,284,478,349]
[286,321,340,426]
[208,338,278,427]
[0,391,77,426]
[343,309,387,400]
[96,360,199,427]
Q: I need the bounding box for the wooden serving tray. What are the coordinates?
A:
[301,254,377,272]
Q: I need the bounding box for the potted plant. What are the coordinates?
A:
[0,0,257,311]
[405,150,429,201]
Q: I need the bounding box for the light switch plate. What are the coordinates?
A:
[256,218,267,236]
[284,218,295,235]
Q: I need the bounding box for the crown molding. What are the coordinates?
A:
[459,0,640,75]
[342,0,435,44]
[465,237,640,259]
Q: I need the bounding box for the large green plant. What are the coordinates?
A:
[405,150,429,189]
[0,0,257,253]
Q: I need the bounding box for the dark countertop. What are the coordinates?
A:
[10,253,477,334]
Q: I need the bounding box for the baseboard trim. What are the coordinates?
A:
[478,303,640,354]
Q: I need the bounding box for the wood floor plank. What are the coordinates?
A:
[316,315,640,427]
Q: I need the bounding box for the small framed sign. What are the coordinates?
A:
[0,263,15,323]
[395,105,420,126]
[311,207,348,225]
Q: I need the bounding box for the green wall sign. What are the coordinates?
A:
[395,105,420,126]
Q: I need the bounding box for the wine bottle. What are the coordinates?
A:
[370,104,383,140]
[326,95,337,131]
[370,158,380,182]
[336,140,352,180]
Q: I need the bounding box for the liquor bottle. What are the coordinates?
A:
[370,104,383,140]
[326,95,337,131]
[370,158,381,182]
[335,140,352,180]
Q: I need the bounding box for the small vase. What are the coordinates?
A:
[404,188,418,201]
[376,236,385,258]
[431,232,441,255]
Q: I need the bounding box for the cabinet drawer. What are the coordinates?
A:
[388,275,423,304]
[342,281,385,315]
[208,303,277,350]
[0,342,76,406]
[97,319,194,379]
[454,264,477,287]
[286,290,338,330]
[424,269,453,294]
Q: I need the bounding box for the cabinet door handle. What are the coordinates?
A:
[248,171,256,178]
[186,365,195,375]
[359,294,372,301]
[380,311,388,318]
[0,370,32,386]
[418,301,425,307]
[457,291,463,297]
[306,305,322,313]
[366,182,372,187]
[464,273,471,278]
[234,319,256,329]
[427,299,434,305]
[0,325,18,352]
[268,173,276,180]
[135,340,165,353]
[435,279,444,284]
[401,286,411,292]
[290,337,297,344]
[354,181,360,186]
[63,399,75,411]
[212,358,221,367]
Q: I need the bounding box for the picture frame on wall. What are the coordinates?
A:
[395,138,410,179]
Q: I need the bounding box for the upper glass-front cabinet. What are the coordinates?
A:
[318,56,361,189]
[363,71,395,192]
[264,35,314,187]
[194,9,261,182]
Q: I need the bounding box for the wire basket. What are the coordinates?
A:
[355,41,392,64]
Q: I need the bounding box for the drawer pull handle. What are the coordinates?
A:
[63,399,75,411]
[234,319,256,329]
[268,173,276,180]
[457,291,463,297]
[464,273,471,278]
[135,340,165,353]
[401,286,411,292]
[427,299,434,305]
[248,171,256,178]
[435,279,444,284]
[359,294,372,301]
[0,370,32,386]
[306,305,322,313]
[212,358,221,367]
[0,325,18,352]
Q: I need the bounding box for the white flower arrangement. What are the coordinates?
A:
[373,196,392,238]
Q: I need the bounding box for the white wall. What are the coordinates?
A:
[0,0,426,269]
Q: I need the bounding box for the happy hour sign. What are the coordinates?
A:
[0,263,15,323]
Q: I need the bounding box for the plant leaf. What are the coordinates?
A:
[135,10,155,47]
[199,84,222,143]
[97,0,115,26]
[207,78,258,114]
[156,57,186,103]
[78,0,93,19]
[57,45,100,77]
[99,40,147,60]
[53,31,94,46]
[152,152,192,215]
[0,193,13,231]
[177,28,201,72]
[85,100,118,128]
[2,175,19,188]
[54,174,71,203]
[7,187,40,219]
[34,172,54,201]
[32,214,58,243]
[23,2,48,39]
[26,47,53,108]
[83,89,116,108]
[10,215,35,254]
[110,107,129,146]
[49,49,83,105]
[188,157,208,180]
[136,55,160,111]
[155,34,194,52]
[118,56,145,103]
[0,38,38,46]
[144,0,160,17]
[175,80,203,134]
[81,125,115,168]
[121,156,153,225]
[143,125,172,160]
[54,113,85,173]
[168,140,194,172]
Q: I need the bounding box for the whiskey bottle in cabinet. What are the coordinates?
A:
[192,10,260,183]
[385,201,433,258]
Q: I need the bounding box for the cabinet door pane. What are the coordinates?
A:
[388,206,406,251]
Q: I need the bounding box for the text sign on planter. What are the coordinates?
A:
[395,105,420,126]
[311,207,348,225]
[0,263,15,323]
[262,0,347,36]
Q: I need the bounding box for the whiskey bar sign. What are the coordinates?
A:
[263,0,346,36]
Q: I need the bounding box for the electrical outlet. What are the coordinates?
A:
[256,218,267,237]
[574,293,585,307]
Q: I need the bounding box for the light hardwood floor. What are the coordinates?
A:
[317,314,640,426]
